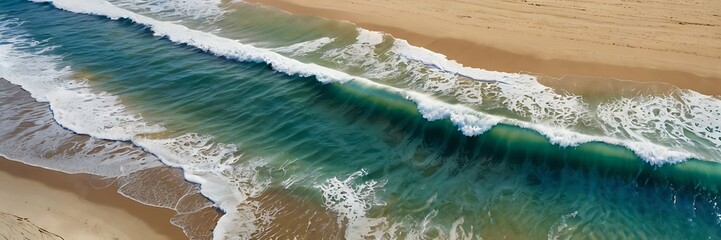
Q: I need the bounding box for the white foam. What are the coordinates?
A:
[382,35,706,164]
[597,90,721,160]
[513,120,693,164]
[356,29,384,46]
[320,29,389,75]
[134,134,270,239]
[390,39,511,83]
[108,0,228,20]
[406,91,502,136]
[0,24,163,177]
[491,75,591,128]
[35,0,701,167]
[0,86,162,176]
[0,28,210,239]
[272,37,334,56]
[33,0,359,84]
[320,29,459,85]
[388,40,718,162]
[0,42,164,140]
[385,39,590,129]
[1,15,266,239]
[315,170,388,239]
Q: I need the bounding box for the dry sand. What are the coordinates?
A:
[0,157,188,240]
[248,0,721,95]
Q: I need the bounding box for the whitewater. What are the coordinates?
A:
[2,0,721,239]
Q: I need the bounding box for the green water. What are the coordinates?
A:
[1,0,720,239]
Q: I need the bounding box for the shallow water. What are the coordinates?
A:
[1,0,720,239]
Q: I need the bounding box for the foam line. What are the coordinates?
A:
[390,39,510,83]
[272,37,334,56]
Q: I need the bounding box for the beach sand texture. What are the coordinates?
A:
[0,77,223,240]
[249,0,721,95]
[0,158,189,240]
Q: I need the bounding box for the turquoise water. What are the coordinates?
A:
[1,0,721,239]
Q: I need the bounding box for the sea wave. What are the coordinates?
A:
[4,0,721,238]
[0,23,162,176]
[33,0,699,166]
[273,36,335,56]
[0,18,266,239]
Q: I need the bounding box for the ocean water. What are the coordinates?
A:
[1,0,720,239]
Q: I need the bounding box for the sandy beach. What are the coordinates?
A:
[248,0,721,95]
[0,157,187,240]
[0,77,223,240]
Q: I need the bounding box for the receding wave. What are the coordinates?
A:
[0,15,263,239]
[0,59,218,240]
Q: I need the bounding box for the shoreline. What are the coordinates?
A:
[0,77,222,240]
[247,0,721,96]
[0,156,188,240]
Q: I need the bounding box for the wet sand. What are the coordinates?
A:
[250,188,345,239]
[248,0,721,95]
[0,157,187,240]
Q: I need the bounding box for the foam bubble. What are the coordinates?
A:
[34,0,358,83]
[273,37,335,56]
[320,29,389,75]
[0,22,222,239]
[1,16,267,239]
[0,35,164,141]
[406,91,502,136]
[134,134,270,239]
[0,79,162,176]
[492,75,591,128]
[108,0,228,20]
[516,120,693,165]
[597,89,721,160]
[0,26,163,176]
[315,170,388,239]
[356,29,384,46]
[390,39,510,83]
